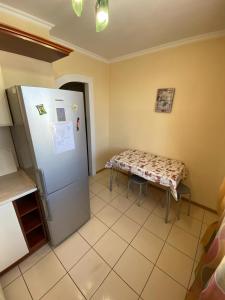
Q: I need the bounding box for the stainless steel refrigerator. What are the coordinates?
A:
[7,86,90,246]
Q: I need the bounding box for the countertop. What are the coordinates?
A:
[0,170,37,206]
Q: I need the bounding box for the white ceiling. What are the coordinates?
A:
[1,0,225,60]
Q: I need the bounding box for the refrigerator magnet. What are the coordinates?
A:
[76,117,80,131]
[36,104,47,115]
[72,104,78,111]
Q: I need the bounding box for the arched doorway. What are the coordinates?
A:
[55,75,96,176]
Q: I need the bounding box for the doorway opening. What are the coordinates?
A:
[56,75,96,176]
[60,82,90,174]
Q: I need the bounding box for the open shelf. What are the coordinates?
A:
[13,192,47,254]
[26,226,46,250]
[16,194,38,217]
[21,210,42,234]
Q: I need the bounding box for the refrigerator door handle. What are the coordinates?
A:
[36,168,52,221]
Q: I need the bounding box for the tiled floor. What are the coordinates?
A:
[1,170,218,300]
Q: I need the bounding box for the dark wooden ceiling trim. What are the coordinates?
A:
[0,23,73,62]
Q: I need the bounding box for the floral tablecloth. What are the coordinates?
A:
[105,149,187,200]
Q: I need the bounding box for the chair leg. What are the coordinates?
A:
[177,198,182,220]
[115,171,119,186]
[137,184,142,206]
[145,183,148,196]
[165,190,171,223]
[109,168,113,191]
[127,179,131,198]
[187,193,191,216]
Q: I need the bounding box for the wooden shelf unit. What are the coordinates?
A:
[13,192,48,253]
[0,23,73,62]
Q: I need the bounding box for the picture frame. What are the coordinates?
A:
[155,88,175,113]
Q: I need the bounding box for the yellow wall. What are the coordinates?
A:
[0,11,110,172]
[109,37,225,209]
[53,52,110,171]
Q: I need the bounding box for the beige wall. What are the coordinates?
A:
[53,52,110,170]
[109,37,225,210]
[0,11,110,172]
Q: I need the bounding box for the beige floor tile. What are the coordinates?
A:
[79,216,108,245]
[112,184,128,195]
[181,203,204,221]
[142,267,187,300]
[114,246,153,294]
[41,275,84,300]
[90,182,106,194]
[23,252,66,300]
[96,205,122,227]
[94,230,128,267]
[96,188,119,203]
[94,171,107,180]
[203,211,218,225]
[54,233,90,271]
[189,261,198,289]
[125,204,150,225]
[0,266,21,288]
[131,228,164,263]
[91,271,138,300]
[112,215,141,243]
[90,196,106,214]
[140,195,158,212]
[111,194,134,212]
[157,243,193,288]
[167,226,198,258]
[89,191,95,199]
[3,276,31,300]
[89,176,96,184]
[153,203,176,222]
[175,215,202,237]
[96,176,110,187]
[19,244,51,274]
[69,249,110,299]
[144,214,173,240]
[200,223,208,239]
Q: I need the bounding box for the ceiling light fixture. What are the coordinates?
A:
[72,0,109,32]
[96,0,109,32]
[72,0,83,17]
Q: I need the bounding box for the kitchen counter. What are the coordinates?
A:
[0,170,37,206]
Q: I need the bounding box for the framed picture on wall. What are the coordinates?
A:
[155,88,175,113]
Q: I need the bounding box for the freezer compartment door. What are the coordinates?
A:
[46,179,90,246]
[19,86,88,195]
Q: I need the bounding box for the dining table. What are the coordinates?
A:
[105,149,187,223]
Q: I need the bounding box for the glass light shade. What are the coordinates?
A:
[96,0,109,32]
[72,0,83,17]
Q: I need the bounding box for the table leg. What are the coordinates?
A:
[109,168,113,191]
[165,190,171,223]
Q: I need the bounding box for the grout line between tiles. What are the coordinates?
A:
[18,265,34,300]
[2,174,206,299]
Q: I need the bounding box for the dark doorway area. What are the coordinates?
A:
[60,82,90,175]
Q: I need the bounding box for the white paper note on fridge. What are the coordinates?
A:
[52,122,75,154]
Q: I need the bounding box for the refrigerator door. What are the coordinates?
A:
[45,179,90,246]
[18,86,88,195]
